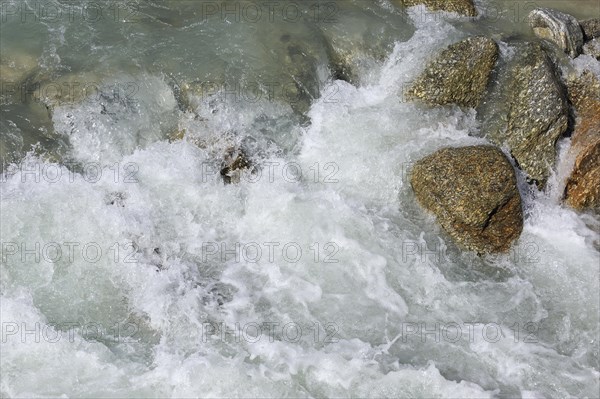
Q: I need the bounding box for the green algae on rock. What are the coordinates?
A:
[410,146,523,254]
[405,37,499,108]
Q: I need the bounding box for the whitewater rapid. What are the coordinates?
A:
[1,1,599,397]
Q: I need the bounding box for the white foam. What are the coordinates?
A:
[1,3,599,398]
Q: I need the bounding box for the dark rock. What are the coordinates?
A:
[528,8,584,58]
[580,18,600,41]
[221,147,252,184]
[410,146,523,254]
[487,42,569,188]
[406,37,499,108]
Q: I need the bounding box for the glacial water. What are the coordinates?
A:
[1,0,599,397]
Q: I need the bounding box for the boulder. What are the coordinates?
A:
[406,37,499,108]
[410,146,523,254]
[580,18,600,41]
[583,39,600,59]
[564,71,600,211]
[488,42,569,188]
[528,8,584,58]
[398,0,477,16]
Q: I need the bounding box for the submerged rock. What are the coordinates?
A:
[0,102,64,169]
[488,42,569,188]
[580,18,600,41]
[0,51,39,88]
[397,0,477,16]
[324,33,388,85]
[564,71,600,211]
[410,146,523,254]
[528,8,584,58]
[318,4,410,86]
[406,37,499,108]
[282,41,321,115]
[27,71,109,111]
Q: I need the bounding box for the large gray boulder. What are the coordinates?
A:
[406,37,499,108]
[528,8,584,58]
[410,146,523,254]
[488,42,569,188]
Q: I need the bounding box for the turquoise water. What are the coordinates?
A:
[1,1,599,397]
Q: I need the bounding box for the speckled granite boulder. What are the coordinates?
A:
[406,37,498,108]
[580,18,600,41]
[398,0,477,16]
[564,71,600,211]
[488,42,569,188]
[410,146,523,254]
[528,8,584,58]
[583,39,600,59]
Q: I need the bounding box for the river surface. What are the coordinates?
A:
[1,0,599,397]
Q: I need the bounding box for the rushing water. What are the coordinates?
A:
[1,0,599,397]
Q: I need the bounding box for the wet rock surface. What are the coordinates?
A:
[220,146,252,184]
[406,37,499,108]
[324,33,388,85]
[528,8,584,58]
[564,71,600,211]
[487,42,569,188]
[410,145,523,254]
[397,0,477,16]
[580,18,600,41]
[583,39,600,60]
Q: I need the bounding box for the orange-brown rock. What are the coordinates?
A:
[564,71,600,211]
[411,146,523,254]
